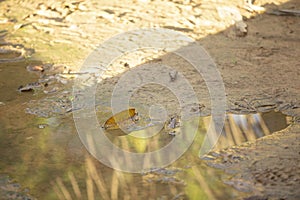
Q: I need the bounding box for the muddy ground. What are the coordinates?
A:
[0,0,299,199]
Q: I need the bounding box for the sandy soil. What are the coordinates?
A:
[0,0,299,199]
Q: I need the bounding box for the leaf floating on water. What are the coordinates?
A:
[103,108,138,130]
[18,82,46,92]
[26,65,44,72]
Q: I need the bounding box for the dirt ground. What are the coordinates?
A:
[0,0,299,199]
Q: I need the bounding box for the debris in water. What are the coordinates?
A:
[38,124,47,129]
[18,82,45,92]
[103,108,138,130]
[168,130,177,136]
[168,117,177,129]
[26,65,44,72]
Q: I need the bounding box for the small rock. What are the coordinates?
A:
[38,124,47,129]
[168,117,177,129]
[18,82,44,92]
[201,155,216,160]
[169,71,178,82]
[168,131,176,136]
[43,87,58,94]
[235,20,248,37]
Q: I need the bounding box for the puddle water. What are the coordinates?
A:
[0,43,33,64]
[0,104,291,199]
[102,110,290,153]
[0,110,240,199]
[0,54,41,103]
[211,111,290,151]
[0,54,292,200]
[0,50,21,60]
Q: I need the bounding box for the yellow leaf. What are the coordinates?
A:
[103,108,137,130]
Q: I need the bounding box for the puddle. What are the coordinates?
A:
[0,0,298,198]
[0,175,33,200]
[0,55,292,200]
[0,76,292,200]
[0,43,33,63]
[212,111,291,151]
[0,58,40,103]
[0,112,241,200]
[101,110,290,154]
[0,57,239,199]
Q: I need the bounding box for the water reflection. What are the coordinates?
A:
[0,107,290,199]
[103,110,289,153]
[209,111,290,150]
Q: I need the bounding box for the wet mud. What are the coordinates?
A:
[0,0,299,199]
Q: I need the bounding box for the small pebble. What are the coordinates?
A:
[168,131,176,136]
[201,155,216,160]
[168,117,177,129]
[38,124,46,129]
